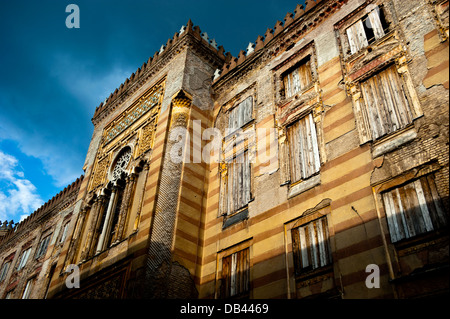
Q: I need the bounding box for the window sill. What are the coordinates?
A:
[372,126,417,158]
[295,264,334,287]
[288,174,321,199]
[222,208,249,230]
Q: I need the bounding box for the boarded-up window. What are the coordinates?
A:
[287,113,320,183]
[283,58,313,98]
[222,248,250,298]
[346,6,389,54]
[382,175,447,243]
[292,217,332,274]
[228,96,253,134]
[361,65,414,140]
[220,151,251,215]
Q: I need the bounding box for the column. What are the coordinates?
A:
[96,188,117,253]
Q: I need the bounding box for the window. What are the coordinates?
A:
[382,175,447,243]
[220,95,255,218]
[346,6,389,55]
[221,150,251,215]
[35,235,51,259]
[60,222,69,243]
[107,185,125,247]
[283,58,313,98]
[0,262,10,282]
[222,248,250,298]
[21,279,34,299]
[360,65,414,141]
[291,217,332,274]
[287,113,320,183]
[227,96,253,134]
[17,248,31,270]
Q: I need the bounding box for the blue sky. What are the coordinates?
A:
[0,0,304,223]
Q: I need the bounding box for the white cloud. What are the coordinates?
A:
[0,150,44,222]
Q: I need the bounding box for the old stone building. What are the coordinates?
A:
[0,176,83,299]
[1,0,448,299]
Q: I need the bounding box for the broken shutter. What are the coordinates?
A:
[360,65,413,140]
[382,175,447,243]
[287,113,320,183]
[222,248,250,298]
[347,20,368,54]
[347,6,386,54]
[292,217,332,274]
[368,8,386,40]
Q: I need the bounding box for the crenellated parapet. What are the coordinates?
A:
[212,0,348,84]
[91,19,232,127]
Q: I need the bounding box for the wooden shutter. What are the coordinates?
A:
[368,8,386,40]
[382,175,447,243]
[361,65,413,140]
[298,59,312,89]
[223,151,251,215]
[222,248,250,298]
[284,60,312,98]
[228,97,253,133]
[347,20,369,54]
[292,217,332,274]
[287,114,320,183]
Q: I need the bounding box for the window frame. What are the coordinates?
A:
[21,278,35,299]
[284,201,335,294]
[0,261,10,282]
[219,91,256,219]
[282,57,314,99]
[345,5,390,56]
[16,248,31,271]
[35,233,52,259]
[215,239,253,299]
[381,174,447,244]
[221,247,250,299]
[291,216,333,276]
[59,222,70,244]
[348,58,423,147]
[286,113,321,185]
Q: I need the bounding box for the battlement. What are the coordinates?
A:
[212,0,341,83]
[91,19,232,124]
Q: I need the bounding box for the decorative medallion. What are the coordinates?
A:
[111,148,132,182]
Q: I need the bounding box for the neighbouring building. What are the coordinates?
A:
[0,177,83,299]
[1,0,448,299]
